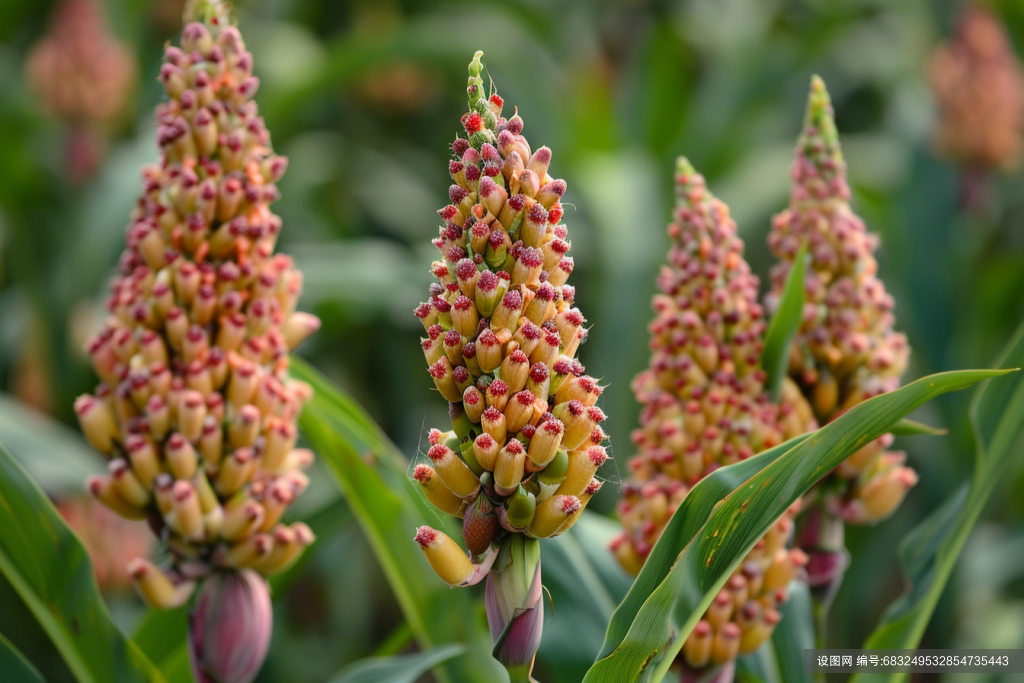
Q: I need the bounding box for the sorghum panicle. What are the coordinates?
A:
[929,4,1024,171]
[26,0,137,179]
[612,158,815,672]
[75,0,319,623]
[412,51,607,678]
[413,50,607,571]
[767,77,914,526]
[26,0,136,126]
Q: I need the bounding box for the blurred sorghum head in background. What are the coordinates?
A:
[929,3,1024,172]
[25,0,137,181]
[767,77,915,531]
[611,157,815,675]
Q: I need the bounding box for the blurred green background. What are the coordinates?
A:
[1,0,1024,681]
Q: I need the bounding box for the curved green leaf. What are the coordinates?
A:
[851,322,1024,683]
[288,358,505,683]
[761,242,807,402]
[888,418,946,437]
[585,368,1007,683]
[327,644,466,683]
[768,580,814,683]
[0,440,165,683]
[539,512,633,682]
[0,631,46,683]
[597,435,812,663]
[132,607,188,681]
[735,578,814,683]
[736,644,777,683]
[0,393,97,495]
[290,357,407,470]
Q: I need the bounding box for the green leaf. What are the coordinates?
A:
[538,512,634,683]
[0,631,46,683]
[736,644,778,683]
[132,607,188,680]
[596,435,813,663]
[0,393,97,496]
[851,322,1024,683]
[327,644,466,683]
[0,439,166,683]
[888,418,947,437]
[760,241,807,402]
[584,368,1006,683]
[288,358,505,683]
[768,580,814,683]
[735,578,814,683]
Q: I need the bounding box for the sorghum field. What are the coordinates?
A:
[0,1,1023,682]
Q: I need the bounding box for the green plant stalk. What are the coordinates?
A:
[488,534,544,683]
[802,423,945,681]
[798,500,847,683]
[768,579,815,683]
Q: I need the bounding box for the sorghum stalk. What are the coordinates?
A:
[766,76,913,628]
[74,2,319,681]
[611,158,816,680]
[412,51,608,681]
[26,0,137,181]
[928,3,1024,209]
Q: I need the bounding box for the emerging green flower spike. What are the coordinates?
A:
[612,159,815,675]
[75,6,317,680]
[767,77,914,530]
[413,51,607,681]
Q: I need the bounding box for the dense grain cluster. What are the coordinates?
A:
[611,158,815,671]
[767,77,915,526]
[75,0,319,613]
[412,52,607,589]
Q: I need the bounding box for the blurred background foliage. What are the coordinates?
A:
[1,0,1023,681]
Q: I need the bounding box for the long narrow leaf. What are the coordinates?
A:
[760,242,807,402]
[0,393,97,495]
[290,360,505,683]
[584,368,1007,683]
[539,512,633,682]
[735,644,778,683]
[888,418,946,437]
[0,440,165,683]
[327,644,465,683]
[768,580,814,683]
[132,607,188,679]
[734,578,814,683]
[0,631,46,683]
[850,322,1024,683]
[290,357,406,468]
[596,435,813,661]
